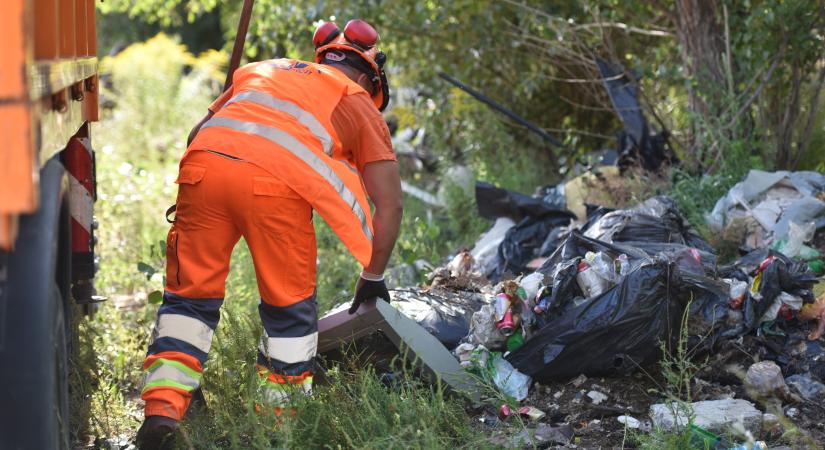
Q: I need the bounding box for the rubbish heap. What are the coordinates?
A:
[707,169,825,274]
[318,170,825,447]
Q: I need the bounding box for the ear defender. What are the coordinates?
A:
[343,19,379,49]
[313,21,341,49]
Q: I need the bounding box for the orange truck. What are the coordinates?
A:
[0,0,100,447]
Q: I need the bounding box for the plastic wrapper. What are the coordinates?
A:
[519,272,544,302]
[758,292,803,324]
[471,217,516,276]
[469,304,507,350]
[466,345,532,401]
[491,352,532,401]
[576,261,612,298]
[391,289,487,350]
[772,221,819,260]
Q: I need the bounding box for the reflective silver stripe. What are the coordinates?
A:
[259,383,311,406]
[202,117,372,241]
[258,332,318,364]
[224,91,334,156]
[261,387,290,406]
[144,364,200,390]
[153,314,214,354]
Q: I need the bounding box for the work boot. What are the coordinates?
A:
[135,415,178,450]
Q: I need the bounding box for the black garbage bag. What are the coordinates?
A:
[492,212,575,280]
[509,231,720,382]
[583,196,713,254]
[476,181,576,281]
[742,254,817,331]
[596,58,678,171]
[476,181,570,221]
[390,288,487,350]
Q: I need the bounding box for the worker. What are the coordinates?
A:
[136,19,402,448]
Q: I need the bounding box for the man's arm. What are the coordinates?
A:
[361,160,403,275]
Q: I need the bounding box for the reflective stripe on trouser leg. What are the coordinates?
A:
[142,293,222,420]
[256,296,317,406]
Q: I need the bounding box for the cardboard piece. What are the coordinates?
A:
[318,300,479,401]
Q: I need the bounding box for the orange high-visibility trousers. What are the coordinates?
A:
[142,150,318,420]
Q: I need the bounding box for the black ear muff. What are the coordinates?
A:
[374,51,387,69]
[313,22,341,48]
[379,70,390,111]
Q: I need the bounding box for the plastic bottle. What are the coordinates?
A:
[506,329,524,352]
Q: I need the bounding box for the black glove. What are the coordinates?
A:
[348,275,390,314]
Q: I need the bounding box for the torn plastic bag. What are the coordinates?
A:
[390,288,487,350]
[536,184,567,210]
[471,217,516,276]
[491,212,575,280]
[584,196,713,254]
[467,346,532,401]
[510,232,713,381]
[476,181,572,221]
[596,58,677,171]
[538,226,567,258]
[772,221,819,260]
[741,254,817,331]
[706,170,825,241]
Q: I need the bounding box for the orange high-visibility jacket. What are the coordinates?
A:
[187,59,374,266]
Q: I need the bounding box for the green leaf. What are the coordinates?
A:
[137,262,157,280]
[148,290,164,305]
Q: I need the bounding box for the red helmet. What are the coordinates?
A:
[314,19,389,111]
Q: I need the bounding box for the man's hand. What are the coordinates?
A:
[348,273,390,314]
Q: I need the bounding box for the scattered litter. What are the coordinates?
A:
[468,304,507,350]
[617,415,641,429]
[786,373,825,401]
[465,345,531,401]
[707,170,825,249]
[745,360,789,400]
[649,399,763,433]
[571,374,588,387]
[798,295,825,340]
[499,404,546,421]
[587,390,608,405]
[489,422,574,447]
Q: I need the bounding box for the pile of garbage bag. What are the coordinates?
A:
[508,231,723,382]
[380,169,823,431]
